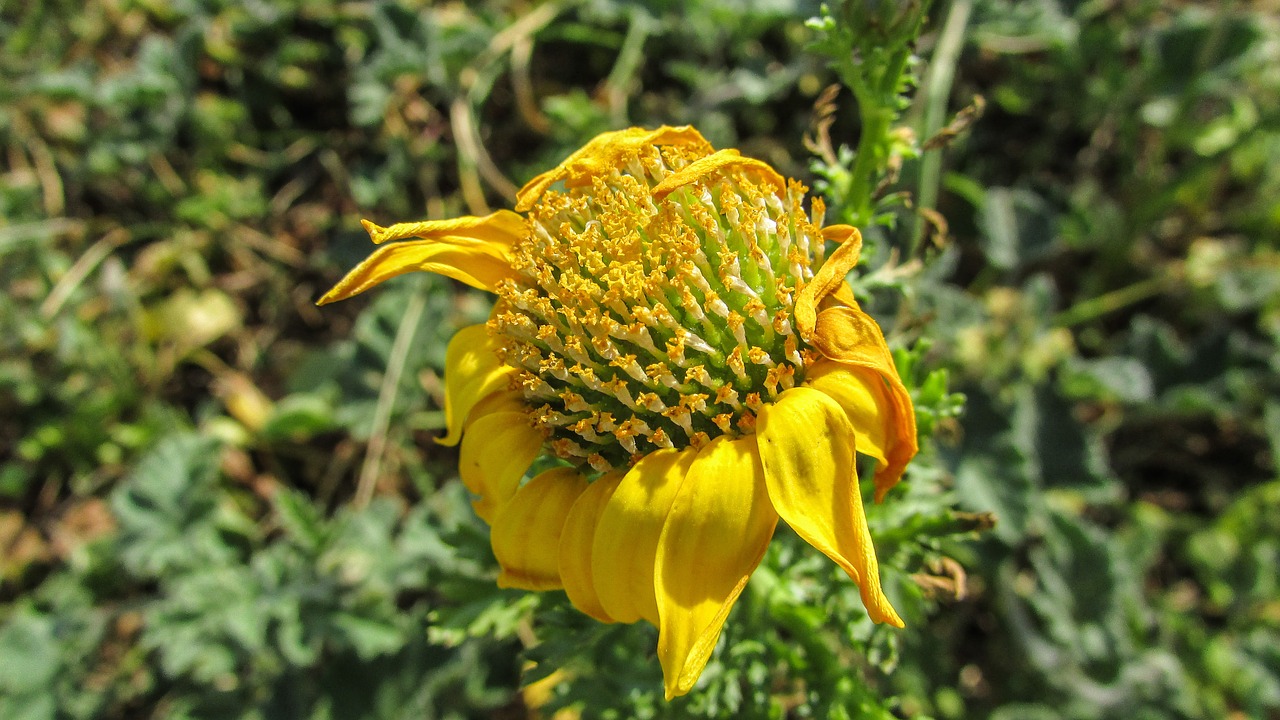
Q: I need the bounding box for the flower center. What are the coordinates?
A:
[490,144,829,472]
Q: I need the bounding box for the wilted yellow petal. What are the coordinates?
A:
[756,387,903,627]
[655,435,777,699]
[515,126,712,211]
[828,280,858,308]
[794,227,863,340]
[804,359,892,467]
[360,211,526,246]
[318,241,518,300]
[651,149,784,200]
[463,387,527,424]
[438,324,516,447]
[492,467,588,591]
[811,306,918,500]
[558,471,625,623]
[591,448,697,624]
[461,410,542,522]
[317,211,526,302]
[821,224,860,244]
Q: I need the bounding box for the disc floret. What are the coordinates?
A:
[489,143,831,471]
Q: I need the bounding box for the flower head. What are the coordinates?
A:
[320,126,917,698]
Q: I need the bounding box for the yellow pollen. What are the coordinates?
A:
[685,365,714,388]
[636,392,666,412]
[649,427,675,449]
[569,418,602,442]
[551,438,589,459]
[661,405,695,435]
[726,348,748,380]
[764,368,782,396]
[679,393,709,414]
[715,385,742,410]
[560,390,590,413]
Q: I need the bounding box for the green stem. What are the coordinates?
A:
[841,38,919,228]
[845,73,893,228]
[1053,274,1175,328]
[878,42,915,98]
[913,0,973,253]
[355,277,427,508]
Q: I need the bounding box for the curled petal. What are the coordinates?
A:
[558,471,625,623]
[318,211,526,302]
[359,212,526,246]
[461,411,542,522]
[318,241,516,298]
[516,126,713,211]
[804,358,917,502]
[655,435,777,699]
[827,280,859,309]
[463,387,527,424]
[756,387,903,627]
[592,448,697,624]
[651,149,785,200]
[811,306,918,500]
[491,468,588,591]
[821,224,860,244]
[439,325,516,447]
[794,227,863,341]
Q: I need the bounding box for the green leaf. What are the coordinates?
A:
[260,392,341,441]
[111,433,240,578]
[0,611,61,694]
[1062,356,1155,404]
[977,187,1059,271]
[332,612,406,660]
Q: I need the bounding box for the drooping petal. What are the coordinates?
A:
[756,387,904,628]
[558,471,625,623]
[804,360,893,466]
[462,387,527,424]
[318,240,517,298]
[811,306,918,500]
[515,126,713,211]
[491,467,588,591]
[794,227,864,341]
[461,410,542,522]
[651,149,785,200]
[318,211,527,302]
[591,448,697,625]
[655,435,777,699]
[828,279,859,308]
[821,224,860,244]
[438,324,516,447]
[359,212,527,246]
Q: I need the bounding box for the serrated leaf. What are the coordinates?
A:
[0,611,60,694]
[260,393,341,443]
[332,612,407,660]
[111,433,235,577]
[273,487,328,552]
[977,187,1060,271]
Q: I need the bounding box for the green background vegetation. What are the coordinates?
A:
[2,0,1277,718]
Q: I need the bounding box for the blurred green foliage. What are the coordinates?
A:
[1,0,1276,718]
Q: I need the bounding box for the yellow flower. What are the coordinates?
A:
[320,126,918,698]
